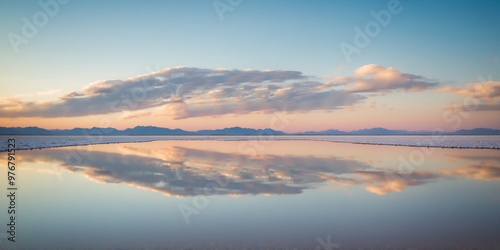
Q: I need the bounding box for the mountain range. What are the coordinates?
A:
[1,126,499,135]
[301,127,500,135]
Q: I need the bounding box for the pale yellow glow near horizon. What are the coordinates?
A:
[1,87,498,133]
[1,107,497,133]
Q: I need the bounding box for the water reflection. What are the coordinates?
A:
[4,140,500,249]
[442,152,500,181]
[18,140,499,196]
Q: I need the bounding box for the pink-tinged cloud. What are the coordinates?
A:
[440,81,500,112]
[19,143,450,196]
[18,145,371,196]
[333,64,439,93]
[355,170,439,195]
[442,161,500,181]
[439,81,500,101]
[0,67,364,119]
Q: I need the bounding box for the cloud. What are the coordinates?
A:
[472,103,500,111]
[19,144,371,197]
[439,81,500,101]
[331,64,439,93]
[11,89,62,99]
[0,67,364,119]
[355,170,439,195]
[444,101,500,112]
[442,153,500,181]
[120,110,153,120]
[446,153,500,162]
[18,142,449,197]
[442,161,500,181]
[439,81,500,112]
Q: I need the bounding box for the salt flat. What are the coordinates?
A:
[3,139,499,249]
[1,135,500,152]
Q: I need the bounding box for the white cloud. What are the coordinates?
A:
[332,64,439,93]
[0,67,364,119]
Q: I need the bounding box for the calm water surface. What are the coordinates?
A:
[1,140,499,249]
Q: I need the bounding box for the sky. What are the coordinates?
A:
[0,0,499,132]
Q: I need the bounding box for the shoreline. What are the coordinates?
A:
[1,135,499,152]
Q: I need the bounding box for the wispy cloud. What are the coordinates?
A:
[439,81,500,101]
[0,67,364,119]
[440,81,500,112]
[12,89,62,99]
[444,101,500,112]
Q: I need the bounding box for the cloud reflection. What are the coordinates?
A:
[356,170,438,195]
[20,145,369,196]
[442,153,500,181]
[18,142,498,197]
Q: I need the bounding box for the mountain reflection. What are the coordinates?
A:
[18,141,499,196]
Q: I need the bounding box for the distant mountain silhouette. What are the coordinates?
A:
[51,127,120,135]
[0,126,52,135]
[350,127,409,135]
[0,126,285,135]
[302,129,347,135]
[449,128,500,135]
[196,127,285,135]
[301,127,500,135]
[1,126,499,135]
[120,126,188,135]
[303,127,429,135]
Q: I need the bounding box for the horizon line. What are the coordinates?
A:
[1,125,499,135]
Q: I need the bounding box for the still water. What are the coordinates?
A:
[1,140,499,249]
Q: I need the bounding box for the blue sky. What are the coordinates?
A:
[1,0,499,131]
